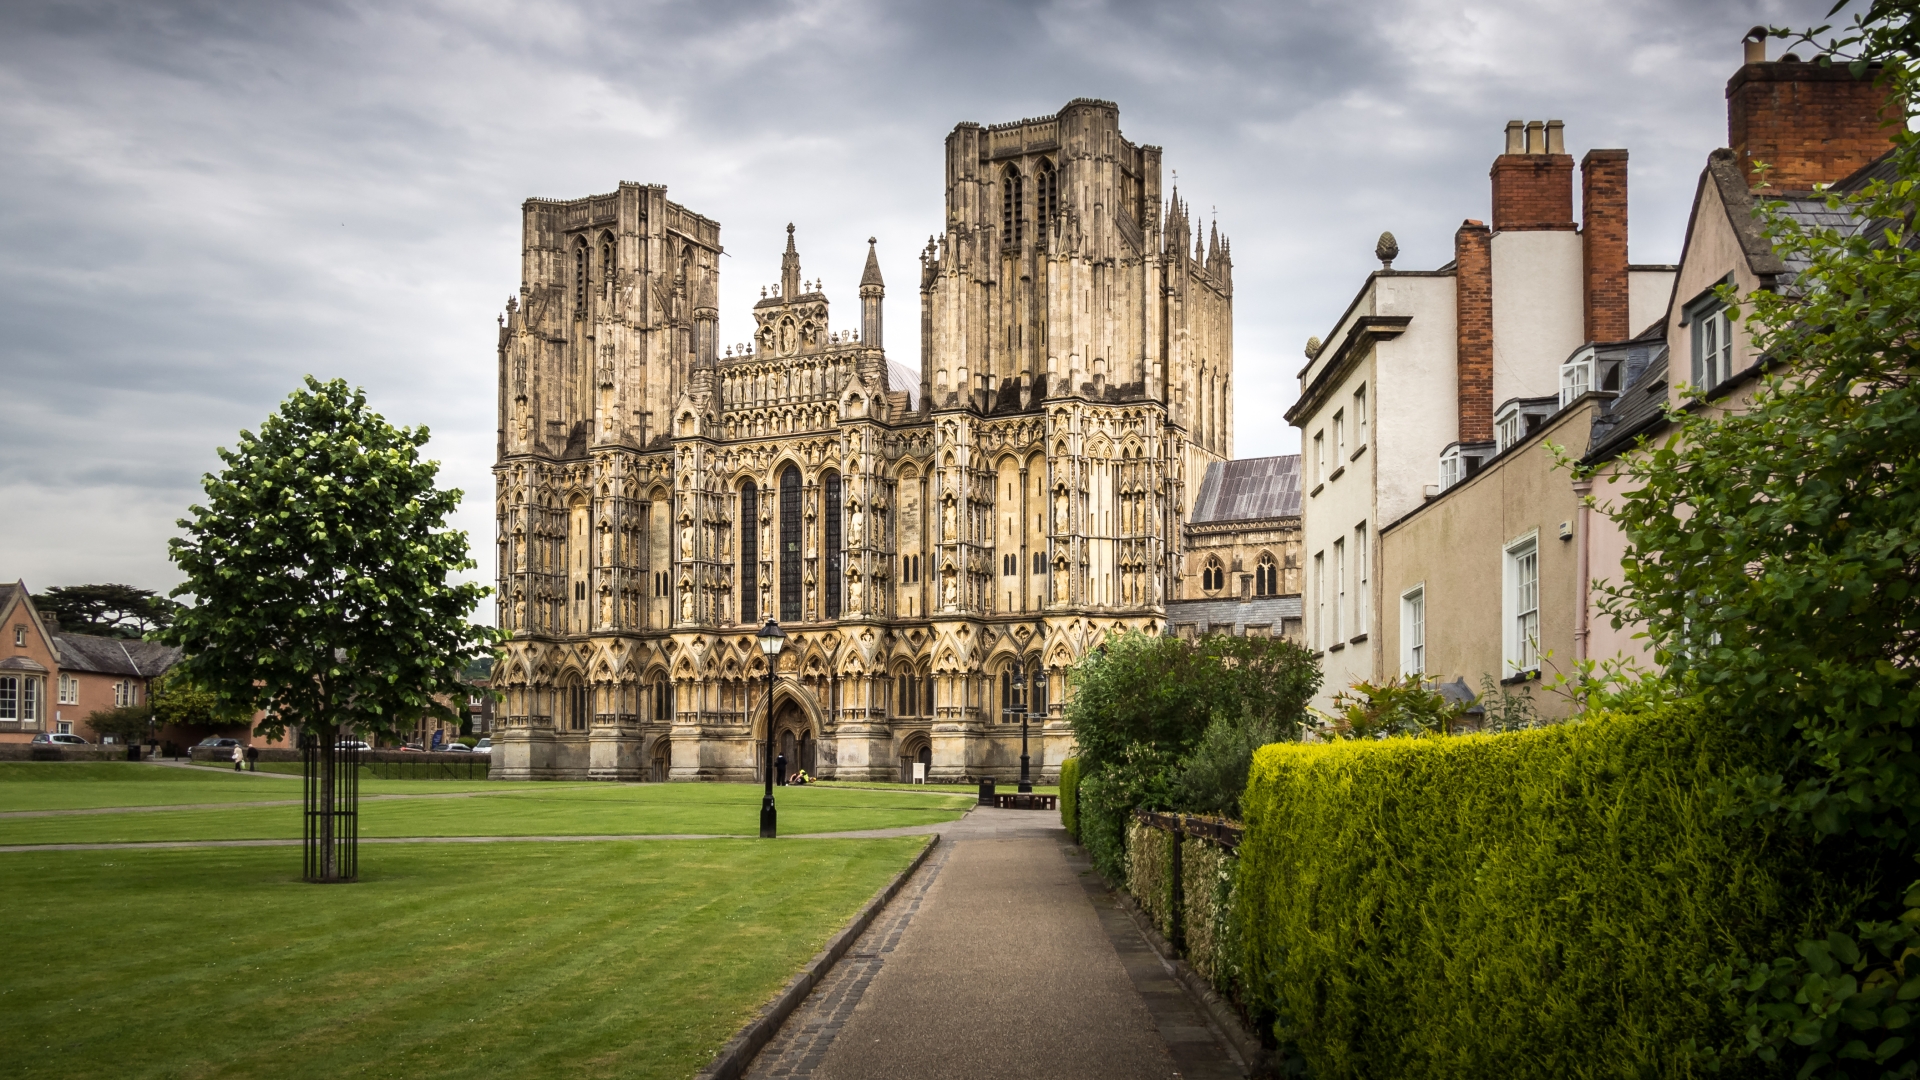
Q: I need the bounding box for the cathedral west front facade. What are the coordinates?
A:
[492,99,1239,782]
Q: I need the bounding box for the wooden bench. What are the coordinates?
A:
[992,793,1057,811]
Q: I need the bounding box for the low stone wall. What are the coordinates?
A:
[187,746,484,765]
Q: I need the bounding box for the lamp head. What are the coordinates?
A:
[757,619,787,657]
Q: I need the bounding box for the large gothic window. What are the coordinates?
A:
[740,481,759,624]
[1256,553,1277,597]
[565,675,589,731]
[779,466,801,622]
[600,233,615,297]
[823,471,842,619]
[1035,160,1057,225]
[1002,165,1025,244]
[574,239,589,311]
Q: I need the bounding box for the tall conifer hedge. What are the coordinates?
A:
[1237,704,1860,1079]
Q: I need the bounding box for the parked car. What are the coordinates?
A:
[193,736,240,754]
[473,739,492,754]
[444,743,472,753]
[335,740,373,752]
[30,732,89,746]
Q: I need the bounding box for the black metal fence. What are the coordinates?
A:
[361,757,489,781]
[303,738,359,883]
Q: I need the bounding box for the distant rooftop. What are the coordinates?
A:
[887,360,920,410]
[1190,456,1301,523]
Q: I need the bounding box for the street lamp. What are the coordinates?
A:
[1010,664,1033,794]
[757,618,787,838]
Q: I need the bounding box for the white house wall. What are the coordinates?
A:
[1490,230,1583,403]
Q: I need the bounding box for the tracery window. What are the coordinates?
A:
[1203,557,1225,592]
[1256,553,1278,597]
[574,240,588,311]
[1002,165,1025,244]
[779,467,802,622]
[564,675,589,731]
[740,481,759,625]
[1035,159,1057,225]
[823,471,842,619]
[601,233,615,296]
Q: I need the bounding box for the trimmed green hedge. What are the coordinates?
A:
[1059,757,1080,840]
[1238,703,1851,1079]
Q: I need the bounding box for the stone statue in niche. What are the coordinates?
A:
[848,575,864,615]
[849,508,865,548]
[600,523,614,566]
[1054,561,1069,602]
[600,588,613,626]
[943,571,958,610]
[1055,489,1069,531]
[680,522,694,559]
[942,497,956,540]
[513,588,526,628]
[680,586,694,621]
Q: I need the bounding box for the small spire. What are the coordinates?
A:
[781,223,801,298]
[861,237,885,289]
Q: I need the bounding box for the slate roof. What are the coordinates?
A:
[52,632,182,678]
[886,359,920,410]
[0,582,19,619]
[1190,456,1301,523]
[1165,595,1303,636]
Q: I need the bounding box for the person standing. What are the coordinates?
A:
[231,743,244,771]
[775,752,787,787]
[244,744,259,772]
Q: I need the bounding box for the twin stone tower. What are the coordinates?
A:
[492,99,1235,782]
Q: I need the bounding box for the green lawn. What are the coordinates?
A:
[0,838,927,1079]
[813,779,1060,796]
[0,769,971,845]
[0,762,516,812]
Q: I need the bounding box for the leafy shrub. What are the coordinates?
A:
[1324,675,1462,738]
[1066,630,1318,877]
[1237,702,1862,1080]
[1126,817,1175,939]
[1181,838,1243,999]
[1058,757,1081,840]
[1174,712,1280,816]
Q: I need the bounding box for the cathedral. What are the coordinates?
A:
[491,99,1242,782]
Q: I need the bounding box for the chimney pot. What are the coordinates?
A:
[1525,120,1546,154]
[1505,121,1525,155]
[1545,120,1566,155]
[1744,26,1767,64]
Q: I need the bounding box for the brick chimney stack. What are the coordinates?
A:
[1490,119,1576,231]
[1454,219,1493,443]
[1727,27,1895,191]
[1581,149,1630,342]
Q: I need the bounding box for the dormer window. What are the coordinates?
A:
[1493,398,1558,453]
[1688,294,1735,391]
[1560,346,1595,407]
[1437,441,1496,492]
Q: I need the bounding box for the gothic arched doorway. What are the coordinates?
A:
[770,700,815,782]
[649,738,670,783]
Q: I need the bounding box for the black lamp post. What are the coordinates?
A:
[1010,664,1033,793]
[757,618,787,838]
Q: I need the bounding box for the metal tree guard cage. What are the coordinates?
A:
[302,733,359,883]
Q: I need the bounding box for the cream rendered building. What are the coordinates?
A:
[491,100,1237,782]
[1289,122,1673,712]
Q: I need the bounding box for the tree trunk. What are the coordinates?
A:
[319,732,336,881]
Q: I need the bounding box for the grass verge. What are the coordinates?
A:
[0,838,925,1079]
[0,779,971,845]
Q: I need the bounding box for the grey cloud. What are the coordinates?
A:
[0,0,1816,601]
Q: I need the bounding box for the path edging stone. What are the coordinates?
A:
[693,833,941,1080]
[1103,867,1277,1078]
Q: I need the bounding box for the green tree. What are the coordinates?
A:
[1591,7,1920,1072]
[31,584,181,638]
[1067,631,1319,874]
[84,704,154,745]
[164,377,495,881]
[150,666,239,732]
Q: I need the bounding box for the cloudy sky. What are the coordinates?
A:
[0,0,1819,604]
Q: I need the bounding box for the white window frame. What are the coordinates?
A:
[1332,538,1346,643]
[1495,403,1525,453]
[1354,384,1368,451]
[1691,297,1734,391]
[1560,346,1594,407]
[1401,585,1426,675]
[1438,445,1463,491]
[1333,409,1346,464]
[1313,551,1326,651]
[20,677,40,726]
[1504,532,1541,677]
[1312,431,1326,487]
[1354,523,1369,636]
[0,676,15,720]
[58,674,77,706]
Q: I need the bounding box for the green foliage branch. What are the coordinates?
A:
[164,377,497,745]
[31,584,181,639]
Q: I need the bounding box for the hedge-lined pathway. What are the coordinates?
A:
[745,813,1243,1080]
